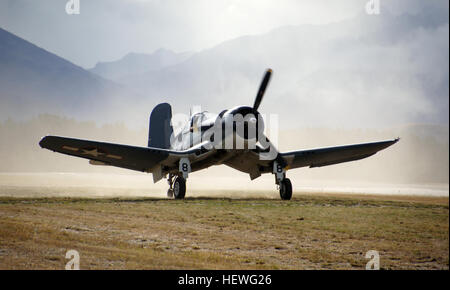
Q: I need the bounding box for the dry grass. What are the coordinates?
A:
[0,192,448,270]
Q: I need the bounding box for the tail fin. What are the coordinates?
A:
[148,103,173,149]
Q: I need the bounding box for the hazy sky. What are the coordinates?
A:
[0,0,441,68]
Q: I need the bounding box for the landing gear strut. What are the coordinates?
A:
[167,157,191,199]
[274,160,292,200]
[167,174,174,198]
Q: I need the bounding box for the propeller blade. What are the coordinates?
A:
[253,68,272,111]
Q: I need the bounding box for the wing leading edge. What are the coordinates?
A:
[281,138,399,170]
[38,135,201,175]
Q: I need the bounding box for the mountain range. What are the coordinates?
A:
[89,49,192,82]
[0,27,143,123]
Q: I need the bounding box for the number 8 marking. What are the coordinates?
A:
[277,164,283,173]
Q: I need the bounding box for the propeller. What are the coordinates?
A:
[250,68,285,165]
[253,68,272,111]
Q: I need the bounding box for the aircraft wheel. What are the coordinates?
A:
[279,178,292,200]
[173,176,186,199]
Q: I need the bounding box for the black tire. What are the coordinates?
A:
[279,178,292,200]
[173,176,186,199]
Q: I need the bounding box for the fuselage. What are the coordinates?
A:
[170,106,262,153]
[170,111,218,150]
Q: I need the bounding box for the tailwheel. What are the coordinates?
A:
[173,176,186,199]
[279,178,292,200]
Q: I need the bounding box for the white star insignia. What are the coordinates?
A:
[81,148,104,157]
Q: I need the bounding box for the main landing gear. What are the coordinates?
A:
[274,161,292,200]
[167,174,187,199]
[167,158,293,200]
[167,158,190,199]
[279,178,292,200]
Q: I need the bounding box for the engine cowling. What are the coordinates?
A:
[213,106,265,148]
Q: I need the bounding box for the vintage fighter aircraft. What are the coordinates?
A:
[39,69,399,200]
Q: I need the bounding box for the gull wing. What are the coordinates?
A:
[39,135,206,181]
[281,138,399,169]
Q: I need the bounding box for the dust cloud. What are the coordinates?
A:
[0,115,448,198]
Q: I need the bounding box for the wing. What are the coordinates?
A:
[281,138,399,170]
[39,135,211,182]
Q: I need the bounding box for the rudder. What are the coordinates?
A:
[148,103,173,149]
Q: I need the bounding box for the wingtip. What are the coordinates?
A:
[39,135,50,148]
[38,136,45,148]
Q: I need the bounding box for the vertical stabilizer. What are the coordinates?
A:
[148,103,173,149]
